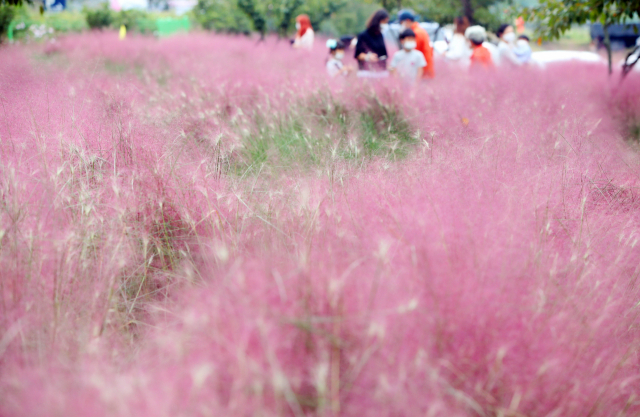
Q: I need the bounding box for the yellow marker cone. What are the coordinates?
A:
[119,25,126,40]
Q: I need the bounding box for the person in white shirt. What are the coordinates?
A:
[495,23,521,66]
[292,14,314,50]
[445,16,472,64]
[326,39,354,77]
[390,29,427,84]
[514,34,532,64]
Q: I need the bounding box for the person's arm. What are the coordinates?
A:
[445,36,463,60]
[416,53,426,82]
[380,41,388,62]
[505,45,521,66]
[421,33,435,77]
[355,35,365,60]
[326,61,339,77]
[389,53,399,76]
[358,53,379,62]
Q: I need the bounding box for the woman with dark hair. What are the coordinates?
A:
[354,9,390,74]
[495,23,520,66]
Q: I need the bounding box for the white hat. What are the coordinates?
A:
[465,25,487,43]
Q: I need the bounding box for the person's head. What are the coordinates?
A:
[515,35,531,55]
[326,39,346,59]
[397,9,415,30]
[496,23,515,43]
[366,9,390,34]
[296,14,311,36]
[465,25,486,46]
[399,29,417,50]
[454,16,470,35]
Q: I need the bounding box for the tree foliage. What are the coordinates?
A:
[525,0,640,73]
[192,0,506,37]
[0,3,15,42]
[237,0,267,38]
[374,0,505,31]
[84,3,113,30]
[298,0,347,31]
[193,0,349,37]
[192,0,252,34]
[525,0,640,40]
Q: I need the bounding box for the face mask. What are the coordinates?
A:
[403,40,416,50]
[516,39,528,48]
[503,32,516,43]
[295,23,301,30]
[380,23,389,32]
[335,52,344,60]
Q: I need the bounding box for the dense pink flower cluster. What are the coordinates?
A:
[2,32,640,416]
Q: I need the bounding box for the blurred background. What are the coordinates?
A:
[0,0,636,51]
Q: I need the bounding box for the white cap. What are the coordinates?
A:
[465,25,487,43]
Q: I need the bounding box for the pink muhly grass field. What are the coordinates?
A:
[2,32,640,416]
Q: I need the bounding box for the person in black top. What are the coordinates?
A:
[355,9,390,71]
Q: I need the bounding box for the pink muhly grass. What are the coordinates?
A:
[1,32,640,416]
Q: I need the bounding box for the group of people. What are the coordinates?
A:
[450,17,532,69]
[290,9,534,85]
[325,9,434,84]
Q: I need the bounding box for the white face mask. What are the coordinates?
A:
[403,40,416,50]
[503,32,516,43]
[335,52,344,60]
[295,22,300,30]
[380,23,389,32]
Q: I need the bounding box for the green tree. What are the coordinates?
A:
[195,0,348,38]
[525,0,640,73]
[274,0,303,36]
[84,3,113,30]
[1,0,27,43]
[0,4,15,43]
[299,0,347,30]
[237,0,267,38]
[192,0,252,34]
[362,0,503,30]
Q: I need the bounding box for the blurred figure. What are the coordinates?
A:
[292,15,314,50]
[398,10,434,78]
[465,26,493,68]
[49,0,66,10]
[622,37,640,77]
[445,16,471,63]
[496,23,520,66]
[515,16,525,34]
[326,39,354,77]
[389,29,427,85]
[355,9,390,76]
[514,35,532,64]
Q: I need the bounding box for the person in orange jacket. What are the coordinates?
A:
[398,10,434,78]
[465,25,493,68]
